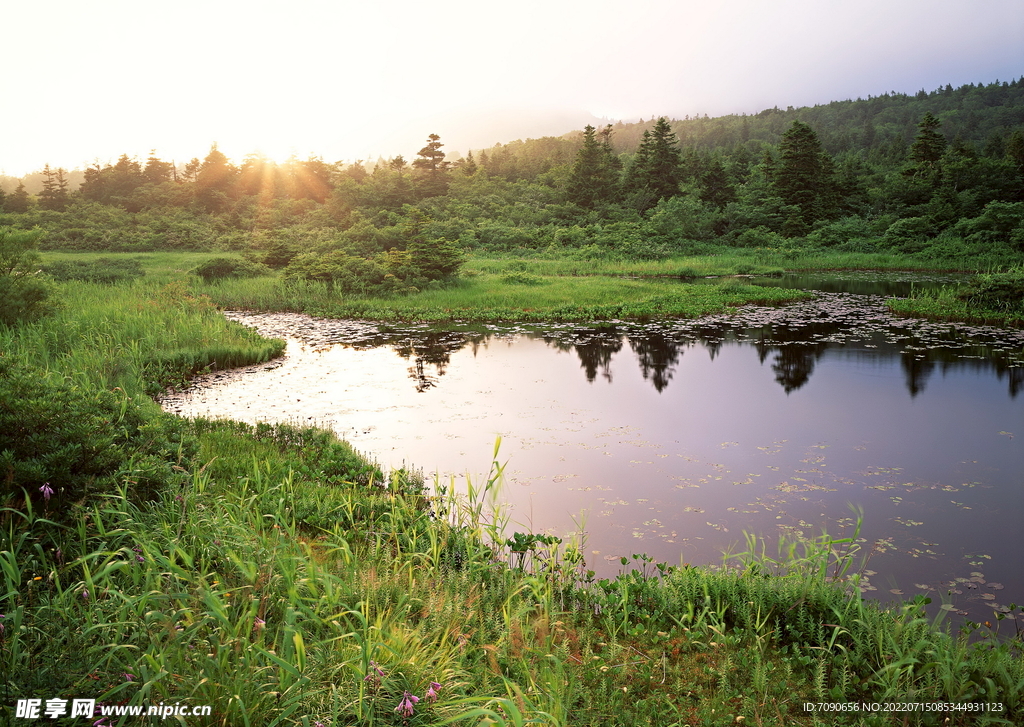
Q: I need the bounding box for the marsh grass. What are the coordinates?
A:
[198,274,812,323]
[889,269,1024,327]
[0,278,283,393]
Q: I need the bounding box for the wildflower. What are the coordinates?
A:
[254,617,266,630]
[0,613,5,635]
[123,673,135,682]
[363,660,384,688]
[425,681,442,703]
[39,483,54,501]
[394,692,419,718]
[82,589,90,601]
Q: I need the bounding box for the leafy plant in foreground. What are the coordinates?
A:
[0,228,57,326]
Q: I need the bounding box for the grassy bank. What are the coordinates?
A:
[198,274,813,323]
[40,250,1024,328]
[887,269,1024,328]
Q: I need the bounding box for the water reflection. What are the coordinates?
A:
[311,293,1023,398]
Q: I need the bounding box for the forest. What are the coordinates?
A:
[0,78,1022,282]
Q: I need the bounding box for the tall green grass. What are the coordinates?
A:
[198,274,812,323]
[0,279,283,394]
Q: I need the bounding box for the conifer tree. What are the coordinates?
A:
[460,151,478,176]
[566,125,619,207]
[143,151,175,185]
[38,165,70,211]
[909,112,946,169]
[774,120,836,225]
[5,182,30,213]
[623,117,682,208]
[412,134,451,198]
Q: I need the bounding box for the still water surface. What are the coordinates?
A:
[161,278,1023,624]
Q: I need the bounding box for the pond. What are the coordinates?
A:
[160,277,1023,626]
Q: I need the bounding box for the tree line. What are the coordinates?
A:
[0,77,1022,272]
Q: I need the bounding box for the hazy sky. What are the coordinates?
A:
[4,0,1022,176]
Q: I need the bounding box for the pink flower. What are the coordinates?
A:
[394,691,419,717]
[425,681,442,703]
[39,483,54,501]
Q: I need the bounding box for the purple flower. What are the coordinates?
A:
[82,589,90,601]
[123,672,135,682]
[39,483,54,501]
[363,660,385,683]
[394,692,419,718]
[425,681,442,703]
[0,613,5,635]
[254,617,266,630]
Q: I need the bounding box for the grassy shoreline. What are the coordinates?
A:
[38,250,1024,328]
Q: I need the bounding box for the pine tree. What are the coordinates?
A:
[909,112,946,170]
[1005,129,1024,171]
[5,182,30,213]
[38,165,69,211]
[196,145,236,210]
[412,134,451,198]
[143,151,175,185]
[774,120,836,224]
[565,125,619,207]
[623,117,682,208]
[460,151,478,176]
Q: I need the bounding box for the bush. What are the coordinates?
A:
[955,269,1024,311]
[733,225,788,249]
[805,216,880,250]
[501,271,545,285]
[0,357,190,521]
[284,251,394,295]
[881,216,934,253]
[43,257,146,284]
[191,256,271,282]
[0,227,58,326]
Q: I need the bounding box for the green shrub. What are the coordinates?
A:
[881,216,934,253]
[733,225,788,249]
[0,357,190,521]
[500,271,545,285]
[191,256,271,282]
[43,257,146,284]
[955,269,1024,311]
[0,228,58,326]
[284,251,393,294]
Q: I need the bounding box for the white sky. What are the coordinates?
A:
[4,0,1022,175]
